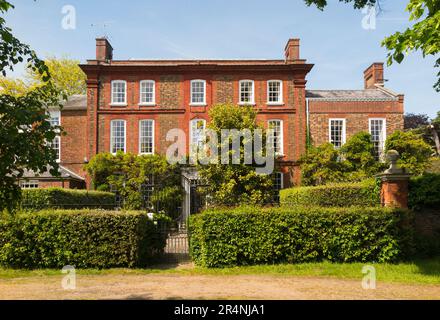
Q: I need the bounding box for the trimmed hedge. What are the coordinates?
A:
[280,179,380,208]
[0,210,170,268]
[189,206,414,267]
[21,188,116,210]
[408,173,440,210]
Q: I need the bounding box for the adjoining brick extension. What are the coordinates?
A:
[22,38,404,190]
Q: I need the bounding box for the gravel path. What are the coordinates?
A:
[1,273,439,300]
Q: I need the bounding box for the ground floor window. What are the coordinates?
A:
[329,118,346,149]
[369,118,386,159]
[20,180,39,189]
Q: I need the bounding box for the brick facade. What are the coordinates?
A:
[29,38,404,190]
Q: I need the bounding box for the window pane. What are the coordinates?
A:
[330,119,344,149]
[140,120,154,154]
[370,119,385,159]
[48,136,60,161]
[112,81,126,104]
[111,120,125,153]
[190,119,206,153]
[268,120,283,154]
[240,81,254,103]
[268,81,281,103]
[140,81,154,104]
[191,81,205,104]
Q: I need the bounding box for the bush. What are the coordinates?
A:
[0,210,170,268]
[20,188,116,211]
[409,173,440,210]
[189,206,414,267]
[385,130,433,175]
[280,179,380,207]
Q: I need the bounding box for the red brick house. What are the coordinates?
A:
[20,37,404,196]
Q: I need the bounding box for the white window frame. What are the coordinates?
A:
[189,119,206,153]
[48,110,61,127]
[268,119,284,156]
[239,80,255,105]
[49,135,61,162]
[139,119,155,155]
[190,79,207,106]
[111,80,127,106]
[267,80,283,105]
[369,118,387,159]
[20,180,39,189]
[110,119,126,154]
[139,80,156,106]
[328,118,346,148]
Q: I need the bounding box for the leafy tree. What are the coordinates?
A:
[197,104,273,206]
[0,56,86,97]
[0,0,63,212]
[404,113,430,130]
[300,143,347,186]
[305,0,440,91]
[385,130,433,175]
[340,131,383,178]
[84,152,182,217]
[27,56,86,96]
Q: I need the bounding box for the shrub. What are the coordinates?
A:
[189,206,414,267]
[408,173,440,210]
[20,188,116,211]
[385,130,433,175]
[280,179,380,208]
[84,153,182,217]
[0,210,170,268]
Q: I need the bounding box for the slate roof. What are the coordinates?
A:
[306,88,399,101]
[21,165,85,181]
[59,94,87,110]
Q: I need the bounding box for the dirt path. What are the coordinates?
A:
[1,273,439,300]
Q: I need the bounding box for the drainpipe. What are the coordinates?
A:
[305,98,311,150]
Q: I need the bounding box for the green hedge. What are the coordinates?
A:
[20,188,116,210]
[189,206,414,267]
[0,210,170,268]
[408,173,440,210]
[280,179,380,208]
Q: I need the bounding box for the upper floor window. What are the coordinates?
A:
[49,136,61,162]
[369,118,386,159]
[110,120,126,154]
[190,80,206,105]
[267,80,283,104]
[329,119,346,149]
[139,119,154,155]
[239,80,254,104]
[111,80,127,105]
[190,119,206,154]
[140,80,155,105]
[268,120,283,155]
[48,110,60,127]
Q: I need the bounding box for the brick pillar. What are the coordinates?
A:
[379,175,410,208]
[377,150,411,209]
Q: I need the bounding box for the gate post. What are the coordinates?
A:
[376,150,411,209]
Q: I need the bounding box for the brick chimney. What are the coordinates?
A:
[364,62,384,89]
[285,38,300,61]
[96,37,113,61]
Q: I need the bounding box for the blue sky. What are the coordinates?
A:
[5,0,439,117]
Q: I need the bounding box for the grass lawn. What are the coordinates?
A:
[1,258,439,285]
